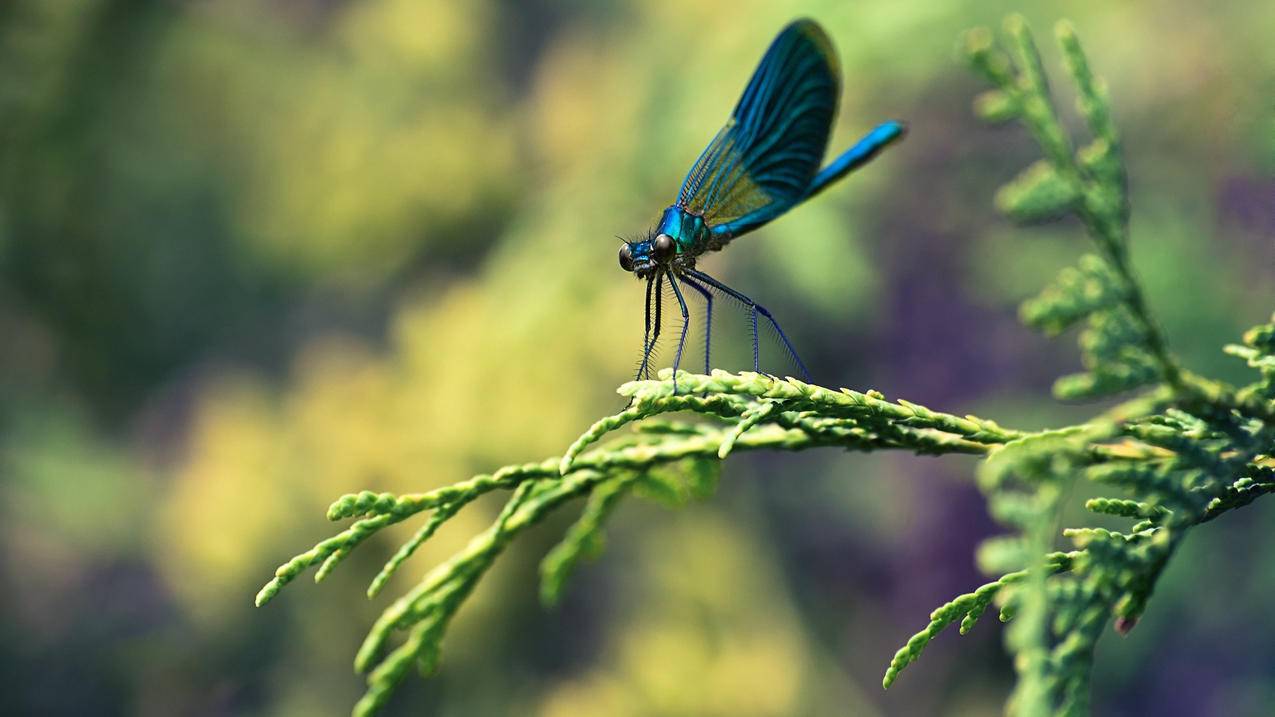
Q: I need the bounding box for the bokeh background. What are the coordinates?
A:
[2,0,1274,715]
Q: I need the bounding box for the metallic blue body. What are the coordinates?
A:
[656,207,710,253]
[627,118,903,265]
[621,19,906,387]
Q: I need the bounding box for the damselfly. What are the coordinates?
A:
[619,19,905,387]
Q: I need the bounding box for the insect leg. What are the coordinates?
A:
[684,269,811,381]
[635,276,654,381]
[637,273,664,381]
[678,274,713,375]
[750,304,759,372]
[667,273,691,394]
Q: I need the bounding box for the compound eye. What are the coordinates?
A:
[618,244,635,272]
[653,233,675,261]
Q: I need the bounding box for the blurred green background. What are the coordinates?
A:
[2,0,1274,715]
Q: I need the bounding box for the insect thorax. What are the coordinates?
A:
[657,206,713,256]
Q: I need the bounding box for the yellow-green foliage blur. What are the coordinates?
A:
[2,1,1274,715]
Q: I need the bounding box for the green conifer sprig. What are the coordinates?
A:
[1226,314,1275,402]
[964,16,1187,404]
[258,369,1033,716]
[255,16,1275,717]
[874,18,1275,716]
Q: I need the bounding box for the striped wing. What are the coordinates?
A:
[677,19,840,238]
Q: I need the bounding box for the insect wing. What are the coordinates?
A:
[676,20,840,237]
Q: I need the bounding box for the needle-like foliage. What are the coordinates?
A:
[255,16,1275,717]
[881,16,1275,717]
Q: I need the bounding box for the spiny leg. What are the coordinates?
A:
[667,273,692,394]
[637,273,664,381]
[679,274,713,375]
[650,273,665,377]
[684,268,811,381]
[749,303,759,372]
[635,276,654,381]
[644,273,653,350]
[688,269,757,371]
